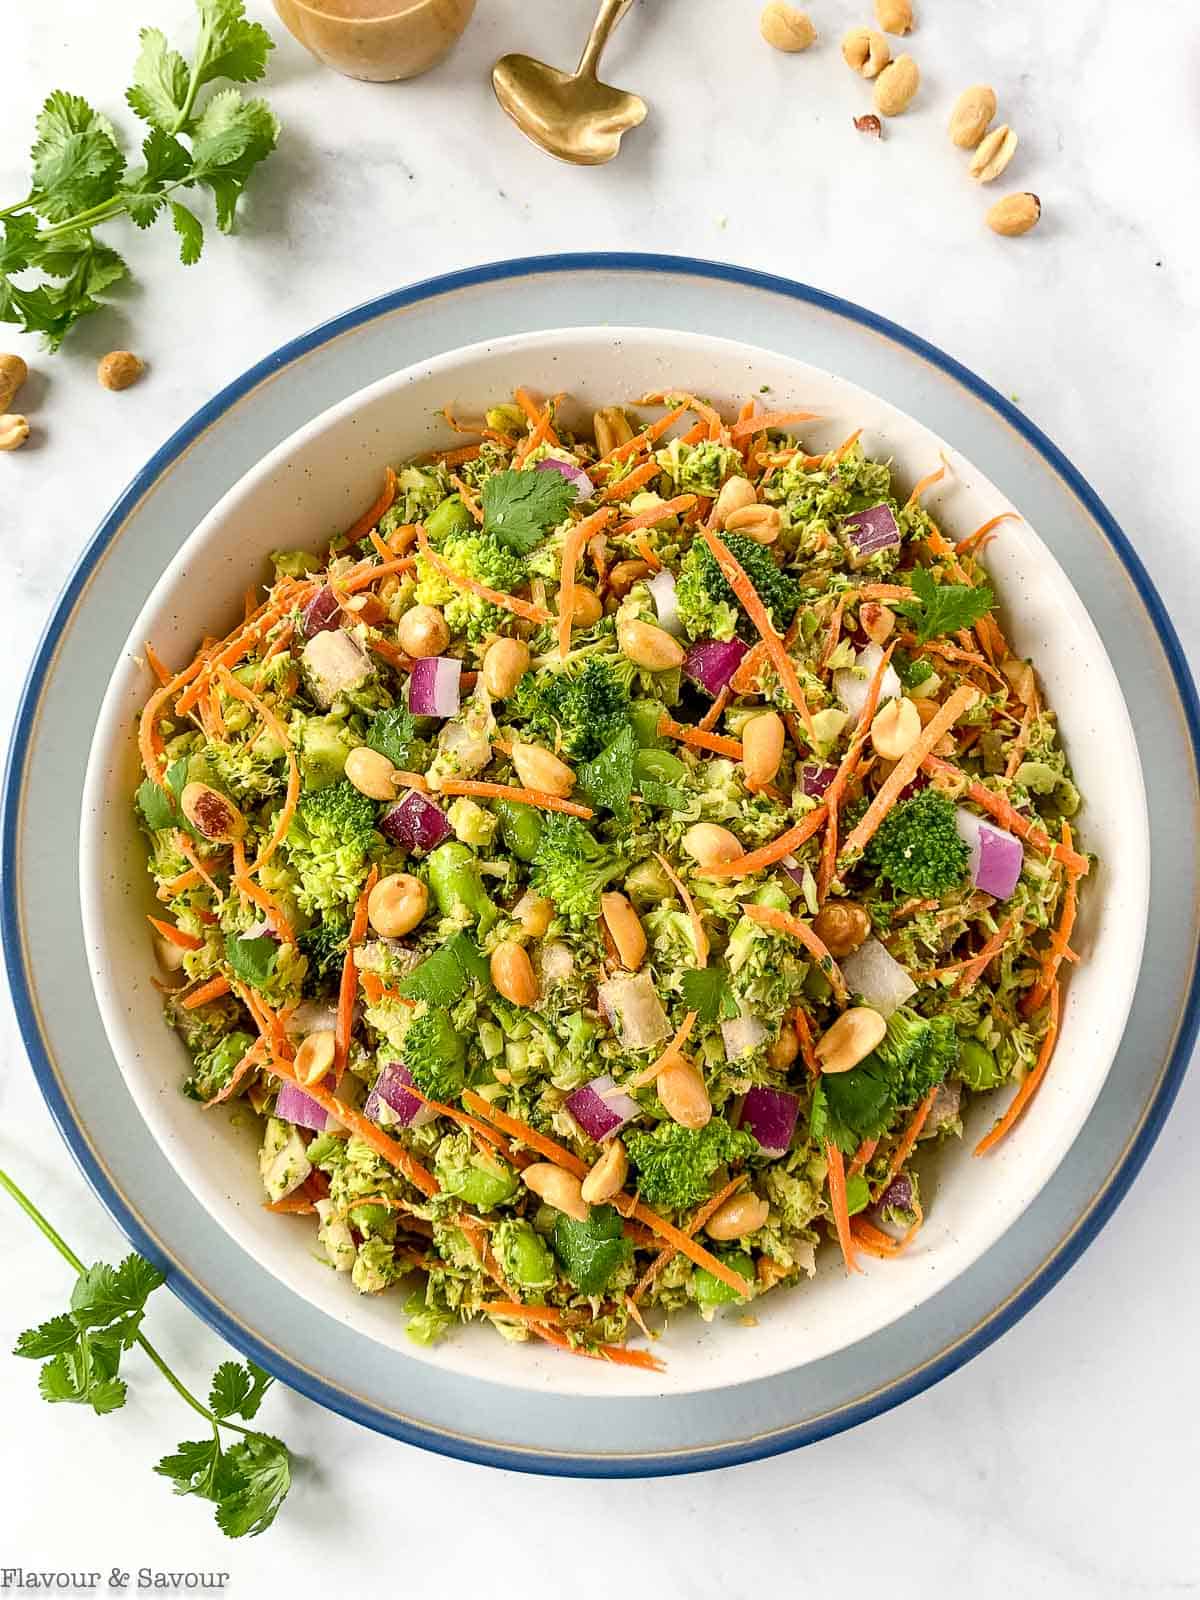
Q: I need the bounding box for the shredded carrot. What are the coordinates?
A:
[975,981,1061,1155]
[557,507,615,660]
[817,596,846,673]
[700,525,816,738]
[697,685,732,732]
[923,757,1091,876]
[264,1191,319,1215]
[343,557,416,594]
[479,1302,565,1324]
[729,640,768,695]
[435,443,483,467]
[700,804,829,879]
[847,1137,879,1180]
[792,1006,819,1074]
[214,667,300,877]
[598,402,690,466]
[954,913,1020,996]
[415,528,552,624]
[632,1173,747,1303]
[626,1197,752,1300]
[627,1012,698,1089]
[614,494,697,538]
[231,839,294,944]
[448,472,484,524]
[819,642,895,901]
[1004,695,1038,781]
[533,1321,667,1373]
[905,460,947,509]
[514,386,559,449]
[138,656,206,784]
[872,1087,938,1200]
[851,1205,924,1256]
[439,404,516,447]
[729,407,819,440]
[1022,835,1079,1015]
[956,511,1018,555]
[181,974,231,1009]
[334,867,377,1080]
[341,467,397,546]
[654,852,709,967]
[827,426,864,466]
[742,904,848,1003]
[633,531,663,571]
[462,1090,588,1178]
[358,970,416,1008]
[437,779,593,819]
[656,712,742,760]
[158,866,203,900]
[201,1037,266,1108]
[600,460,658,502]
[144,640,173,687]
[146,915,204,952]
[840,684,979,861]
[824,1142,860,1273]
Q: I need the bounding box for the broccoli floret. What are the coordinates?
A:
[297,916,349,997]
[183,1029,256,1103]
[285,780,378,915]
[400,1009,466,1101]
[674,532,800,643]
[863,788,970,898]
[508,655,633,762]
[873,1005,960,1106]
[656,438,743,496]
[414,529,524,643]
[625,1118,756,1212]
[528,812,627,925]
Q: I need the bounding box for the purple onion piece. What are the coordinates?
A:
[365,1062,436,1130]
[843,504,900,563]
[955,808,1024,899]
[533,457,595,500]
[408,656,461,719]
[565,1074,639,1142]
[878,1173,913,1212]
[301,586,342,638]
[780,853,806,888]
[683,638,749,698]
[800,762,838,798]
[380,789,452,852]
[274,1081,330,1133]
[739,1085,800,1159]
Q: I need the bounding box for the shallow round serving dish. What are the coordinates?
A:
[78,322,1147,1399]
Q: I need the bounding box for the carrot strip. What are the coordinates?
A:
[334,867,378,1080]
[214,667,300,878]
[632,1173,747,1303]
[435,443,483,467]
[532,1321,666,1373]
[850,1205,924,1256]
[656,712,742,760]
[358,971,416,1008]
[342,467,397,546]
[817,596,846,673]
[415,528,552,624]
[627,1012,698,1089]
[181,974,231,1009]
[462,1090,588,1178]
[514,386,559,448]
[342,557,416,594]
[614,494,697,537]
[905,461,947,509]
[840,684,979,860]
[698,685,732,732]
[956,511,1018,555]
[729,640,769,695]
[975,982,1061,1155]
[654,852,709,967]
[847,1137,879,1180]
[741,904,848,1003]
[202,1037,266,1108]
[872,1086,938,1200]
[824,1142,860,1274]
[1022,836,1080,1015]
[828,427,864,466]
[138,657,207,784]
[231,839,294,944]
[147,915,204,952]
[792,1006,819,1075]
[598,403,690,466]
[923,757,1091,875]
[819,642,895,901]
[479,1302,565,1324]
[700,804,829,879]
[600,460,659,502]
[728,407,819,440]
[264,1191,319,1215]
[557,508,616,659]
[144,640,173,687]
[954,914,1020,996]
[437,779,593,819]
[633,531,663,571]
[700,526,816,738]
[626,1198,752,1300]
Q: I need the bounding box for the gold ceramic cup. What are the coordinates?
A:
[272,0,476,83]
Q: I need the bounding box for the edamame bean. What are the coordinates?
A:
[427,840,497,930]
[957,1037,1003,1090]
[424,495,474,541]
[495,800,543,862]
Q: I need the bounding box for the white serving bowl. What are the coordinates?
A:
[80,327,1148,1398]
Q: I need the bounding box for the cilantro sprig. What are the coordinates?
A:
[2,1165,292,1538]
[0,0,278,349]
[892,564,994,645]
[481,468,578,554]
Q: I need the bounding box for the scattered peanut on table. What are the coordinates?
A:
[874,53,920,116]
[987,192,1041,236]
[0,354,27,412]
[948,84,997,149]
[97,350,144,391]
[759,2,816,52]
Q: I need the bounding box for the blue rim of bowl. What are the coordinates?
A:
[4,253,1198,1477]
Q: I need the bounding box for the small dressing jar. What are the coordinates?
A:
[272,0,476,82]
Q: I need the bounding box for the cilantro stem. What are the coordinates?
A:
[0,195,36,221]
[0,1164,255,1438]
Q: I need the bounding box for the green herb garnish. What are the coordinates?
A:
[892,564,994,645]
[481,468,577,554]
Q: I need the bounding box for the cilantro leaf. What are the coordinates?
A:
[137,756,193,834]
[680,966,740,1025]
[193,0,276,91]
[577,722,637,819]
[213,1433,292,1538]
[365,705,417,769]
[70,1254,165,1330]
[126,28,192,131]
[810,1067,897,1155]
[208,1358,272,1420]
[482,468,577,554]
[13,1313,79,1360]
[893,565,994,645]
[30,93,125,223]
[224,934,278,988]
[397,931,489,1005]
[156,1437,222,1498]
[37,1350,86,1404]
[170,203,205,264]
[87,1376,131,1415]
[189,92,279,234]
[0,215,40,274]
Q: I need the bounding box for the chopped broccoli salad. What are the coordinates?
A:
[137,389,1089,1372]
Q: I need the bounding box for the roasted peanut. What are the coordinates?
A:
[345,745,400,801]
[513,890,555,938]
[657,1056,712,1130]
[948,85,997,149]
[705,1191,770,1241]
[875,0,913,33]
[618,617,686,671]
[481,636,530,698]
[713,475,758,529]
[860,601,896,645]
[601,891,648,969]
[296,1029,336,1087]
[914,696,942,726]
[760,2,816,51]
[396,603,450,658]
[874,53,919,115]
[593,406,634,456]
[681,822,742,870]
[0,354,27,412]
[970,124,1018,183]
[563,584,603,628]
[367,872,428,937]
[870,695,922,760]
[180,781,245,843]
[842,26,890,77]
[987,192,1041,236]
[581,1138,628,1205]
[511,741,576,797]
[491,940,539,1007]
[742,711,786,788]
[523,1161,590,1221]
[1000,656,1036,703]
[723,503,781,544]
[0,414,29,451]
[814,1006,887,1073]
[811,901,872,958]
[97,351,144,391]
[606,558,651,599]
[767,1023,800,1071]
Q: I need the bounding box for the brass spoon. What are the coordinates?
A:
[492,0,647,166]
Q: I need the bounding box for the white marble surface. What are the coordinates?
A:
[2,1,1199,1594]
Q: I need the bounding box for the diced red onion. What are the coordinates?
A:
[800,763,838,798]
[534,456,594,500]
[877,1173,913,1212]
[839,937,916,1017]
[565,1074,639,1141]
[721,1007,768,1062]
[739,1085,800,1159]
[408,656,461,719]
[842,503,900,566]
[780,853,806,888]
[597,971,670,1050]
[955,808,1024,899]
[833,642,901,720]
[274,1081,331,1133]
[683,638,749,697]
[380,788,452,852]
[301,585,343,638]
[364,1062,437,1130]
[240,919,279,942]
[646,570,683,637]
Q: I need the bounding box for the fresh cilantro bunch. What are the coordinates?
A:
[0,0,278,349]
[892,565,994,645]
[2,1166,292,1537]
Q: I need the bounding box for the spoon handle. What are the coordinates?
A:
[577,0,636,81]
